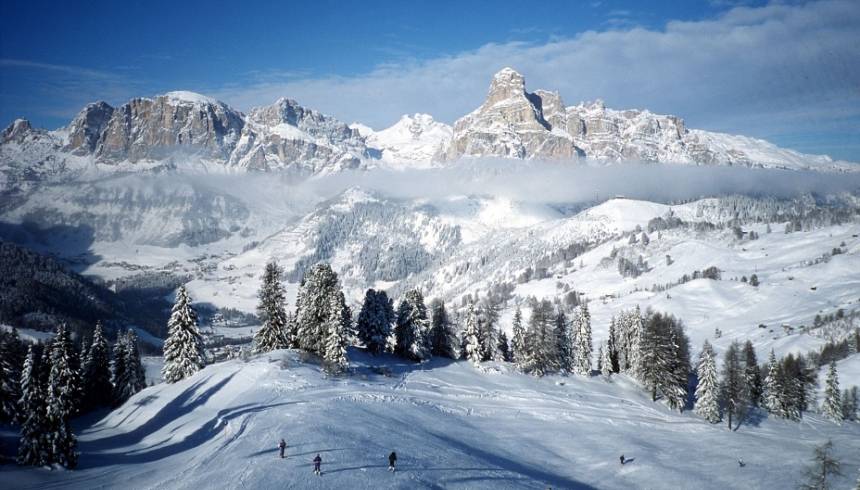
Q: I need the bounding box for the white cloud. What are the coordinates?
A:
[210,0,860,159]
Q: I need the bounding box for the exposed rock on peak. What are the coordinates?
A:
[2,119,33,144]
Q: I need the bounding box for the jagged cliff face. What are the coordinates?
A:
[229,98,367,173]
[443,68,581,160]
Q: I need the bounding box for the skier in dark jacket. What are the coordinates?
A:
[278,439,286,458]
[388,451,397,472]
[620,454,625,465]
[313,454,322,475]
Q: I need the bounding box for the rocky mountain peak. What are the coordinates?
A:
[65,101,115,155]
[1,118,33,143]
[485,67,528,107]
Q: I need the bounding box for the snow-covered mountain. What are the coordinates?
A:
[441,68,856,171]
[356,114,452,167]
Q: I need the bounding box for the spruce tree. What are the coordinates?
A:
[323,293,349,374]
[45,324,79,468]
[254,260,289,353]
[17,346,49,466]
[462,302,482,365]
[111,335,127,403]
[478,300,500,361]
[600,343,612,377]
[607,318,620,373]
[573,303,592,375]
[742,340,762,407]
[763,350,785,418]
[0,328,23,423]
[395,289,431,362]
[841,389,857,422]
[294,263,347,356]
[822,361,842,423]
[116,330,146,402]
[429,300,456,359]
[720,341,747,430]
[498,331,511,362]
[81,321,112,411]
[162,285,205,384]
[695,341,721,423]
[554,308,572,372]
[510,306,526,368]
[357,289,394,355]
[522,300,557,376]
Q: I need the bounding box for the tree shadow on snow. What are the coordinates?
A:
[79,399,299,469]
[426,431,598,489]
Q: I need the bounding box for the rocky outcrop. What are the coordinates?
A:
[1,119,34,144]
[443,68,581,160]
[229,98,368,173]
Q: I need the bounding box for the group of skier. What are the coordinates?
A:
[277,439,397,476]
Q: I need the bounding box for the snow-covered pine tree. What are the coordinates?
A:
[720,341,748,430]
[357,289,395,355]
[695,340,721,423]
[116,330,146,402]
[45,324,79,468]
[607,318,620,373]
[600,343,612,377]
[478,300,500,362]
[763,350,786,418]
[0,328,23,423]
[498,331,511,362]
[323,293,349,374]
[822,361,842,423]
[254,260,289,353]
[799,440,842,490]
[81,321,112,411]
[162,285,205,384]
[111,335,127,403]
[510,306,526,368]
[429,300,457,359]
[572,303,592,375]
[462,302,482,365]
[666,319,691,411]
[294,263,347,356]
[522,299,558,376]
[395,289,431,362]
[17,346,49,466]
[554,308,572,372]
[742,340,762,407]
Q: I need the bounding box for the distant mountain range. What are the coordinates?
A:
[1,68,857,192]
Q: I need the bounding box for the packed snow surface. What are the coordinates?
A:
[4,350,858,489]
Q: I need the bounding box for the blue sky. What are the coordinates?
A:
[1,0,858,161]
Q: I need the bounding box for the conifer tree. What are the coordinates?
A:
[822,361,842,423]
[478,300,501,361]
[294,264,348,355]
[357,289,395,355]
[600,343,612,377]
[45,324,79,468]
[111,335,127,403]
[116,330,146,402]
[554,308,572,372]
[462,302,482,365]
[81,321,112,411]
[254,260,289,353]
[0,328,23,423]
[607,318,620,373]
[695,341,721,423]
[510,306,526,367]
[720,341,747,430]
[498,331,511,362]
[522,299,557,376]
[17,346,49,466]
[573,303,592,375]
[395,289,431,361]
[429,300,457,359]
[841,388,857,422]
[162,285,205,384]
[323,293,349,374]
[763,350,785,418]
[742,340,762,406]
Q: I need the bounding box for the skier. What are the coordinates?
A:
[278,439,286,459]
[313,454,322,475]
[620,454,625,465]
[738,458,745,468]
[388,451,397,472]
